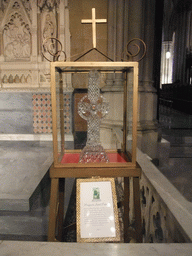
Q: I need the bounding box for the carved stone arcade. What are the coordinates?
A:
[0,1,72,136]
[0,0,70,90]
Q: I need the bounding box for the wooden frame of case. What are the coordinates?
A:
[50,61,139,174]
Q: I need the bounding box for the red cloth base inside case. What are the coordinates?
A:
[61,152,127,164]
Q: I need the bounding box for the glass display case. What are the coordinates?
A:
[50,61,139,176]
[48,61,142,242]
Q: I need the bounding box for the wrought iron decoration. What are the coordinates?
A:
[42,37,66,62]
[122,38,147,62]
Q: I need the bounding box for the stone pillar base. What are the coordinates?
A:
[137,130,159,159]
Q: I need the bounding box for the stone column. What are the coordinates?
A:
[0,31,3,62]
[31,2,38,62]
[104,0,159,159]
[114,0,124,87]
[127,0,143,41]
[101,0,124,149]
[123,0,129,59]
[63,0,71,62]
[107,0,125,87]
[116,0,124,60]
[188,12,192,51]
[37,10,42,61]
[107,0,115,60]
[172,10,188,83]
[127,0,159,159]
[62,0,72,91]
[0,31,2,87]
[140,0,158,159]
[106,0,115,87]
[59,0,64,52]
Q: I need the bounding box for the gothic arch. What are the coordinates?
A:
[3,12,31,61]
[0,0,32,61]
[41,12,56,41]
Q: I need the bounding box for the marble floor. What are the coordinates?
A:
[0,106,192,241]
[1,241,192,256]
[159,107,192,202]
[0,139,75,241]
[0,141,53,241]
[0,141,53,211]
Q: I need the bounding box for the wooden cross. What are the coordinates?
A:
[81,8,107,48]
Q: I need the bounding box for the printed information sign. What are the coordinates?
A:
[76,177,120,242]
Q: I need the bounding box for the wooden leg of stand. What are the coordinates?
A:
[124,177,130,243]
[48,178,59,242]
[133,177,142,242]
[57,178,65,241]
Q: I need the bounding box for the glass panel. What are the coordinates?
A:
[126,68,133,158]
[51,62,137,165]
[55,69,62,158]
[55,70,74,163]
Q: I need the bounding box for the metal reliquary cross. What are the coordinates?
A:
[78,70,109,163]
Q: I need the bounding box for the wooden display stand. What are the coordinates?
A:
[48,62,142,243]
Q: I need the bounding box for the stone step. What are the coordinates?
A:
[0,211,49,240]
[0,141,53,211]
[0,177,75,241]
[163,134,192,146]
[0,184,49,241]
[169,146,192,158]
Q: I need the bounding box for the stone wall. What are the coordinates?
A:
[0,91,72,135]
[68,0,108,64]
[0,1,72,136]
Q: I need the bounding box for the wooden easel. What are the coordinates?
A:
[48,158,142,243]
